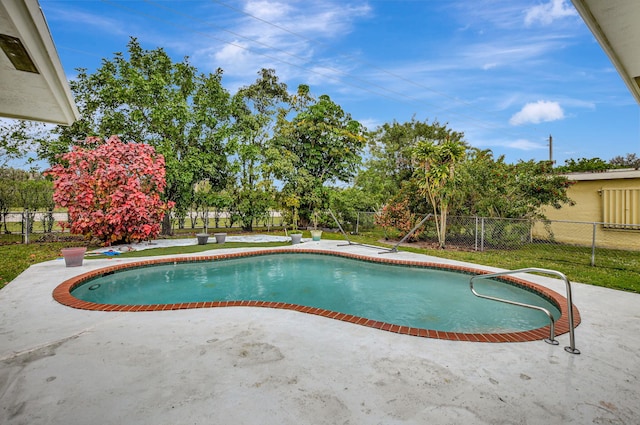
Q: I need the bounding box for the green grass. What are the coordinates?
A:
[1,230,638,294]
[0,241,94,289]
[108,241,290,258]
[346,231,640,293]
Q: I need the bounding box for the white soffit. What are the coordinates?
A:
[0,0,79,125]
[571,0,640,105]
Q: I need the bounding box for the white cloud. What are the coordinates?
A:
[244,1,293,21]
[524,0,577,27]
[506,139,546,150]
[473,135,546,152]
[509,101,565,125]
[188,1,372,86]
[213,42,251,66]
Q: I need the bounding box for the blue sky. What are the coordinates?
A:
[40,0,640,165]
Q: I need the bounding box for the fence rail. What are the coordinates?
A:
[4,210,639,262]
[363,214,638,266]
[0,210,284,243]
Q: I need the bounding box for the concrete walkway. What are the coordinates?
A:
[1,240,639,424]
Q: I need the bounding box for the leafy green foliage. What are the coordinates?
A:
[0,120,49,168]
[0,168,54,233]
[269,86,366,226]
[358,118,462,204]
[327,186,378,230]
[229,69,289,230]
[556,157,610,172]
[41,38,233,233]
[556,154,640,172]
[458,153,574,219]
[413,136,467,247]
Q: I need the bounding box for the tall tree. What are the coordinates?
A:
[357,118,463,205]
[268,85,366,226]
[458,151,574,219]
[39,38,232,234]
[413,136,467,248]
[229,69,289,230]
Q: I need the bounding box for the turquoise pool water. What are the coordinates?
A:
[72,253,560,333]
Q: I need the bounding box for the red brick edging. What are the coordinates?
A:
[52,249,581,343]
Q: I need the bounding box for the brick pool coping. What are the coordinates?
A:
[52,249,581,343]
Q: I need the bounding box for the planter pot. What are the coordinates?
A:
[196,233,210,245]
[61,247,87,267]
[214,233,227,244]
[310,230,322,241]
[290,233,302,245]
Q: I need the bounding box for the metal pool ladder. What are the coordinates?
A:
[470,268,580,354]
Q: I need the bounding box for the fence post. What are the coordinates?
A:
[480,217,485,252]
[591,223,597,266]
[529,219,534,243]
[23,209,30,245]
[474,216,478,251]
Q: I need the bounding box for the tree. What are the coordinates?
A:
[458,150,574,219]
[269,85,366,226]
[609,153,640,169]
[40,38,233,234]
[556,157,609,172]
[0,168,28,233]
[413,136,467,248]
[0,120,50,168]
[229,69,289,230]
[45,136,172,245]
[357,118,461,204]
[327,186,378,230]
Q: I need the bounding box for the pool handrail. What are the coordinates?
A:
[470,268,580,354]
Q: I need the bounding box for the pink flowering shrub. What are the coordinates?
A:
[46,135,173,245]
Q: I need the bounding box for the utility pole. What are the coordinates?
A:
[548,134,553,164]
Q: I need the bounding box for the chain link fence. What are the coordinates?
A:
[170,210,283,232]
[5,209,639,267]
[0,210,68,243]
[358,213,638,266]
[0,210,285,244]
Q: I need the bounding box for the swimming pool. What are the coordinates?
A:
[53,249,580,342]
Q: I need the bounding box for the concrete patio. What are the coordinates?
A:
[1,240,639,424]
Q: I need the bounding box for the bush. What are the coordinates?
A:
[46,136,173,245]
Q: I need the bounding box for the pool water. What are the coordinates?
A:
[72,253,561,333]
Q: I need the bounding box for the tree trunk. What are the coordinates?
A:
[161,212,173,236]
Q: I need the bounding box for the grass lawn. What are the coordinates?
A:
[334,232,640,293]
[0,241,94,289]
[1,230,638,293]
[110,241,290,258]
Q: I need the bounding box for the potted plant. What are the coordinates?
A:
[289,206,303,245]
[196,233,209,245]
[61,246,87,267]
[310,210,322,241]
[214,232,227,244]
